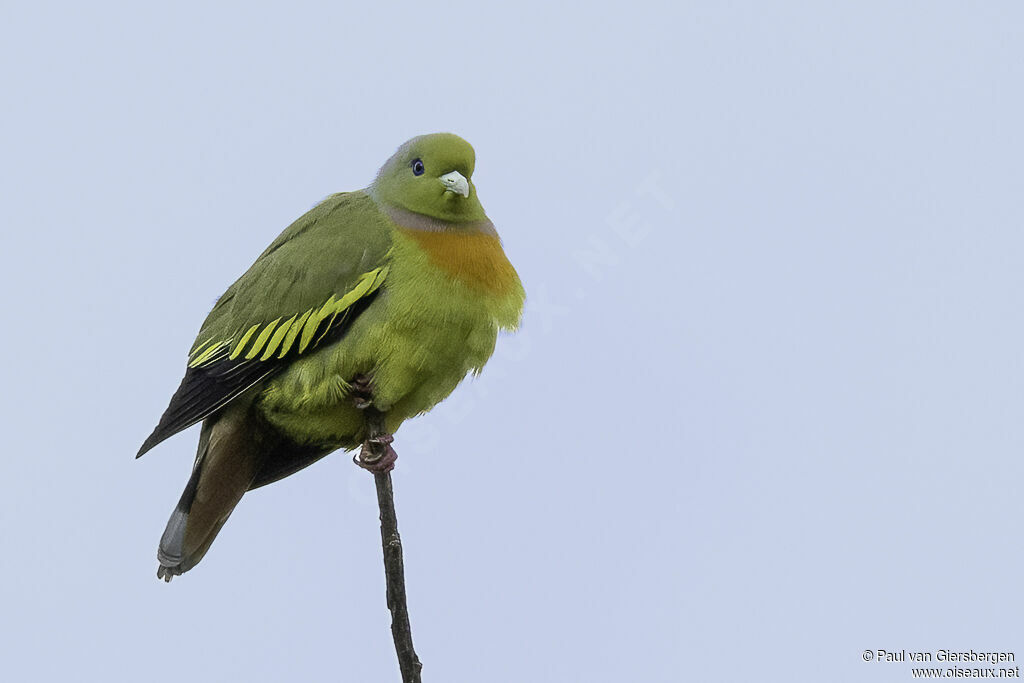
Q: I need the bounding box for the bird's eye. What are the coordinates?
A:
[411,158,425,176]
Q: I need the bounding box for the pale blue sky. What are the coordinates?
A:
[1,2,1022,681]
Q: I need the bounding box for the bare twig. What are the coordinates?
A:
[360,405,423,683]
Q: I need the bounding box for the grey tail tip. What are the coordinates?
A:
[156,564,183,582]
[156,508,188,583]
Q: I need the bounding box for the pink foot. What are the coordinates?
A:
[354,435,397,473]
[350,374,375,409]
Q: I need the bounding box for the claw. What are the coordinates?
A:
[349,374,395,471]
[353,441,398,473]
[351,374,375,409]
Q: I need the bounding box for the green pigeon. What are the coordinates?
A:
[138,133,524,581]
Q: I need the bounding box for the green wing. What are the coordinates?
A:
[138,192,392,457]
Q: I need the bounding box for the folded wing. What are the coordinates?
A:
[137,192,392,457]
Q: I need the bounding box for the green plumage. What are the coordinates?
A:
[140,133,523,580]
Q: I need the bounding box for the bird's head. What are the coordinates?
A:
[370,133,487,223]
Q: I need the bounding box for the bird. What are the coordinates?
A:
[137,133,524,581]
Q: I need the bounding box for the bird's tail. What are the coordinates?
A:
[157,404,271,581]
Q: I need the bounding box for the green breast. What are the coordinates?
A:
[257,229,522,446]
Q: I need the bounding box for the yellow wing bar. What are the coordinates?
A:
[187,265,389,369]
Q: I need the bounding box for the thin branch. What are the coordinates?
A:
[361,406,423,683]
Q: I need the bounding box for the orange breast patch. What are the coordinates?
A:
[400,228,520,298]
